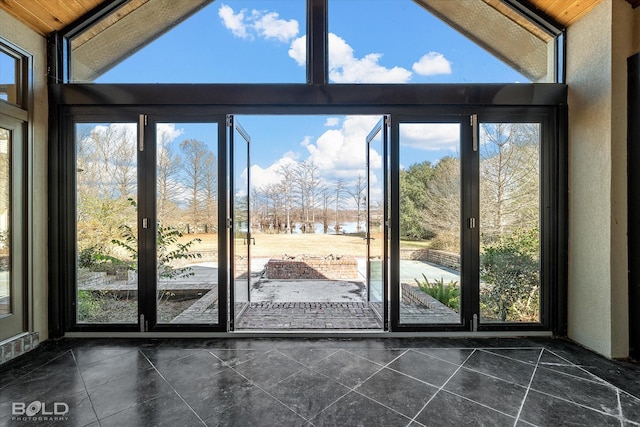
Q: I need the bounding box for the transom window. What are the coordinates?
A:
[66,0,562,84]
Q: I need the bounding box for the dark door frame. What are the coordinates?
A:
[49,98,567,336]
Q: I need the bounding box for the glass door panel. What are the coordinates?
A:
[0,127,8,319]
[230,117,251,326]
[75,122,138,324]
[398,122,463,325]
[479,122,541,324]
[155,123,220,325]
[0,119,23,341]
[366,118,386,321]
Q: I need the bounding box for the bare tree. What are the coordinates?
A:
[75,124,137,252]
[423,156,460,251]
[262,182,284,233]
[179,139,215,233]
[202,152,217,233]
[277,163,296,234]
[156,130,182,223]
[321,186,331,234]
[112,127,136,198]
[333,179,348,232]
[294,161,322,232]
[348,174,367,232]
[479,123,540,242]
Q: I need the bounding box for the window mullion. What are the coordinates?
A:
[307,0,328,85]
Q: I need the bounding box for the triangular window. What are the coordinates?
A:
[68,0,560,84]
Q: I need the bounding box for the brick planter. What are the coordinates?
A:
[266,256,358,280]
[400,248,460,271]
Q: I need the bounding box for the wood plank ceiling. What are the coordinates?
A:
[0,0,637,37]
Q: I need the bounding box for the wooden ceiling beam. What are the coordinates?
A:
[1,0,637,38]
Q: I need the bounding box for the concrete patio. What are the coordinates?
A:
[77,258,462,329]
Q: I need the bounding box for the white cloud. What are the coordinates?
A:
[305,116,382,178]
[412,52,452,76]
[400,123,460,151]
[249,154,299,191]
[300,136,313,147]
[219,4,299,43]
[156,123,184,144]
[288,33,412,83]
[233,116,390,198]
[218,4,249,39]
[324,118,341,127]
[328,33,412,83]
[252,11,299,42]
[288,35,306,65]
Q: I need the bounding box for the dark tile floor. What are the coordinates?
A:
[0,337,639,426]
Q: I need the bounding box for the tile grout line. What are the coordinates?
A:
[139,349,207,426]
[70,350,102,427]
[406,348,472,369]
[480,347,541,366]
[408,348,477,425]
[542,348,617,389]
[617,389,624,427]
[278,347,382,423]
[441,389,520,421]
[208,349,319,425]
[528,382,625,419]
[0,349,74,391]
[513,347,544,427]
[380,350,466,390]
[268,348,412,425]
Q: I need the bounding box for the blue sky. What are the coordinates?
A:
[95,0,526,84]
[89,1,524,196]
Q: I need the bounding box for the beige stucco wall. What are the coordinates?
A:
[567,0,631,358]
[0,10,48,341]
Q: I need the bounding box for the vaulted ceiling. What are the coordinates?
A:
[0,0,636,37]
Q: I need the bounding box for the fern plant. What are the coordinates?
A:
[414,274,460,311]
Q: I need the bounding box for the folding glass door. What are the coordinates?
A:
[229,116,252,328]
[226,114,389,331]
[391,114,546,331]
[71,111,546,333]
[366,117,389,326]
[0,114,24,341]
[393,117,471,330]
[73,114,226,331]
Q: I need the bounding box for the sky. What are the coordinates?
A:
[87,0,526,199]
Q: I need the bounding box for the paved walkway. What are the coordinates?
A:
[79,258,462,329]
[235,302,383,330]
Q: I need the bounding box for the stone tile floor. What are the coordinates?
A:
[0,337,639,426]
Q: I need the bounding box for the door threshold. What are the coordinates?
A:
[64,330,553,339]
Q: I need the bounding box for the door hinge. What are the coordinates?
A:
[139,114,147,151]
[471,114,478,152]
[226,115,233,127]
[468,217,476,229]
[142,217,149,229]
[385,115,391,127]
[472,314,478,332]
[226,218,233,229]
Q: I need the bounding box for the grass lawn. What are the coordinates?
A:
[179,232,377,258]
[176,232,439,259]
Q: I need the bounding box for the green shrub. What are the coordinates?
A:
[480,228,540,322]
[77,290,102,320]
[415,275,460,311]
[96,198,202,280]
